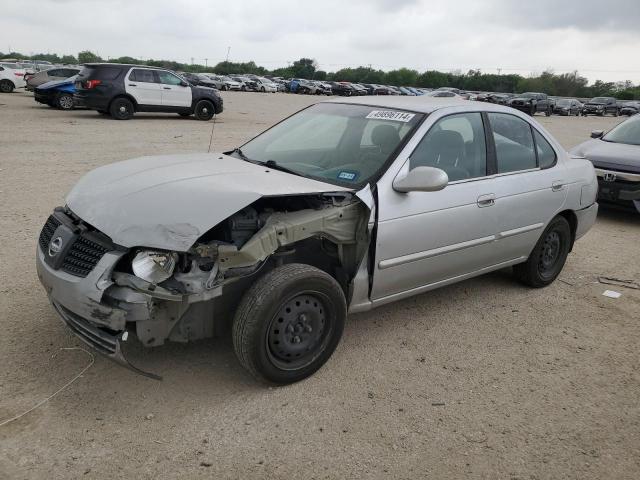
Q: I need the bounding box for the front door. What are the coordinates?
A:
[125,68,162,106]
[372,112,501,303]
[157,71,192,107]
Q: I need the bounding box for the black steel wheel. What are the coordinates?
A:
[194,99,214,121]
[232,264,346,385]
[56,92,74,110]
[514,216,571,288]
[0,80,14,93]
[109,97,134,120]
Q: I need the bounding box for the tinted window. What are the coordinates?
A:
[77,66,121,80]
[157,71,183,85]
[533,130,556,169]
[47,69,63,77]
[410,113,487,181]
[488,113,536,173]
[131,69,157,83]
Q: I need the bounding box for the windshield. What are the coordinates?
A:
[590,97,609,104]
[557,99,572,106]
[236,103,423,187]
[520,93,536,98]
[603,115,640,146]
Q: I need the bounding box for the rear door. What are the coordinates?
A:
[157,71,192,107]
[125,68,162,106]
[487,113,567,262]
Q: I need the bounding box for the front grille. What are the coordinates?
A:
[39,215,61,252]
[61,235,109,277]
[38,211,111,278]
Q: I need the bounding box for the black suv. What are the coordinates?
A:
[74,63,223,120]
[582,97,619,116]
[509,92,553,116]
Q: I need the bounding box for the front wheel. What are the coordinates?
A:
[194,99,215,121]
[56,92,74,110]
[513,216,571,288]
[232,264,346,385]
[545,107,551,117]
[109,97,134,120]
[260,86,266,92]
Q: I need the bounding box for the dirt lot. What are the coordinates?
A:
[0,91,639,480]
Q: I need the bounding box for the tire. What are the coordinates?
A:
[545,107,551,117]
[614,109,619,117]
[109,97,134,120]
[0,80,14,93]
[241,85,246,92]
[529,105,535,116]
[232,263,347,385]
[56,92,74,110]
[513,216,572,288]
[194,99,215,121]
[260,86,266,92]
[222,85,228,91]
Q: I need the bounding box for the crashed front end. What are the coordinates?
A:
[37,194,369,378]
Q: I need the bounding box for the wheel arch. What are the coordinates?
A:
[108,93,138,111]
[557,209,578,251]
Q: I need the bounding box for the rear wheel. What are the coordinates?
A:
[513,216,571,288]
[56,92,74,110]
[0,80,14,93]
[109,97,134,120]
[232,264,346,385]
[194,99,214,121]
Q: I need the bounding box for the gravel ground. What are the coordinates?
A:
[0,91,638,480]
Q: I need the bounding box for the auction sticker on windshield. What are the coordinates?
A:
[366,110,416,122]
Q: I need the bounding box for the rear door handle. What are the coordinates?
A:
[477,194,495,207]
[552,181,566,192]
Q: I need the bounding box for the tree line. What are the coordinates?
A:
[2,50,639,100]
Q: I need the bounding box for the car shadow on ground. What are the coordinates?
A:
[596,204,640,226]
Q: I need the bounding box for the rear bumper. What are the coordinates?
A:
[575,202,599,240]
[74,90,110,110]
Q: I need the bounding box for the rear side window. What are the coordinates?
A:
[487,113,536,173]
[47,69,62,77]
[76,66,121,80]
[130,69,157,83]
[533,130,556,169]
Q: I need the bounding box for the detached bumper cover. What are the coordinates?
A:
[575,202,599,240]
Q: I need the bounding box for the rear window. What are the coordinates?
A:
[77,66,122,80]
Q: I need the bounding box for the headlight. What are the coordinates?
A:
[131,250,177,284]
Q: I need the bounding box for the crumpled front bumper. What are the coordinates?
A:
[36,245,161,379]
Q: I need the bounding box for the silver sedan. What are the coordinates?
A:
[36,97,598,384]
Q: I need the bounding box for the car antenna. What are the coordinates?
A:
[207,112,216,153]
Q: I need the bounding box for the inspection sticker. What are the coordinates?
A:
[366,110,416,122]
[337,170,359,181]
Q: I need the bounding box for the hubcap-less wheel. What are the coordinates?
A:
[267,293,330,370]
[538,231,561,279]
[0,80,13,93]
[110,98,134,120]
[194,100,214,121]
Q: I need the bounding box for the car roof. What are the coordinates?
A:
[323,95,510,114]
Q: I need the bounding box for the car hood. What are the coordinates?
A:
[66,153,350,251]
[570,139,640,173]
[511,96,534,102]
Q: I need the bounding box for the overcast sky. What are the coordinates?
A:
[3,0,640,83]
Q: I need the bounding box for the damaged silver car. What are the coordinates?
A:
[37,97,599,384]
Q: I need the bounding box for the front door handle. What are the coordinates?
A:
[477,194,495,208]
[552,181,566,192]
[128,83,137,87]
[163,87,171,90]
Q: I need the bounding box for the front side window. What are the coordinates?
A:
[237,103,423,187]
[157,71,183,85]
[409,112,487,181]
[487,113,537,173]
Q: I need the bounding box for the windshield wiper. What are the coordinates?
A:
[231,147,252,162]
[263,160,301,177]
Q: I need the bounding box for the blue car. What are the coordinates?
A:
[34,75,77,110]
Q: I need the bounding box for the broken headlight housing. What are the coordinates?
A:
[131,250,178,284]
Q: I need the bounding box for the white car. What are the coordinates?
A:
[254,77,278,93]
[0,64,27,92]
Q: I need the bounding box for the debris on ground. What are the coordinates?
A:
[602,290,622,299]
[598,277,640,290]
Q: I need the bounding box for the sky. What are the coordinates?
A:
[3,0,640,84]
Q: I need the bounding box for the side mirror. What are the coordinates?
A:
[591,130,604,139]
[393,166,449,193]
[180,81,189,87]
